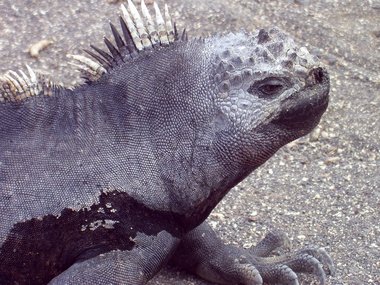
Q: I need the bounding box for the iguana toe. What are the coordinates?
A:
[297,246,336,277]
[258,264,300,285]
[196,260,263,285]
[251,229,291,257]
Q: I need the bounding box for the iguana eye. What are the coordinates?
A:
[259,82,284,95]
[248,78,288,97]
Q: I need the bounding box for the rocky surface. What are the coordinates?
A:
[0,0,378,284]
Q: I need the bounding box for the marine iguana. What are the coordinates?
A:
[0,1,334,284]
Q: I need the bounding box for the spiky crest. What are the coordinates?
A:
[0,1,185,103]
[72,0,184,82]
[0,65,59,103]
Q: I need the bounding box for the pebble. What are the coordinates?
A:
[294,0,310,4]
[28,39,54,58]
[324,156,341,164]
[326,54,338,65]
[310,126,321,141]
[321,131,329,139]
[372,31,380,38]
[210,212,225,220]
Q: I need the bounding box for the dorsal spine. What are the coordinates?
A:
[0,1,182,104]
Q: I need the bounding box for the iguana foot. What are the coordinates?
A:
[49,231,179,285]
[172,222,334,285]
[250,229,334,284]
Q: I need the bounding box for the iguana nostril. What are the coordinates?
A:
[312,67,325,84]
[305,67,326,86]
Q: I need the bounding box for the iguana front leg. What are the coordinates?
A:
[172,222,334,285]
[49,231,179,285]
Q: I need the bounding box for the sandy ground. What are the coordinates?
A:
[0,0,379,284]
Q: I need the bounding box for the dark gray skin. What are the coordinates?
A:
[0,3,333,285]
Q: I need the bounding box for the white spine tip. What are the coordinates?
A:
[121,2,144,51]
[154,1,169,45]
[141,0,158,45]
[26,64,37,83]
[164,4,174,43]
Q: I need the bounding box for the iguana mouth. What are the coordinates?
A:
[274,67,329,126]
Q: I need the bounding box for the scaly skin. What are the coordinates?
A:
[0,1,332,284]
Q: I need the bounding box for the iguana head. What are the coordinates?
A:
[205,29,329,171]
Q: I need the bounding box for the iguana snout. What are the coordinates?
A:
[273,66,329,132]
